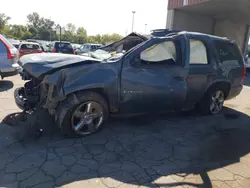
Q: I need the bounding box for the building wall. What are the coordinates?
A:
[166,9,248,51]
[166,10,175,29]
[214,20,248,50]
[168,0,209,9]
[171,10,214,34]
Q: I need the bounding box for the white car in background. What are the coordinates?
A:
[0,34,20,79]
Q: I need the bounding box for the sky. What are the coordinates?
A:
[0,0,168,36]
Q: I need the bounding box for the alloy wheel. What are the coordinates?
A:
[210,90,224,114]
[71,101,104,135]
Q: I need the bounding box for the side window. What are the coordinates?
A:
[138,41,177,66]
[189,39,208,64]
[21,44,27,49]
[214,41,242,65]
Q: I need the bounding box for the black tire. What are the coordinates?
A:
[196,86,225,116]
[56,91,109,138]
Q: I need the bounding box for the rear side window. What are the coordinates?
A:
[189,39,208,64]
[55,42,73,49]
[21,44,40,49]
[214,41,242,64]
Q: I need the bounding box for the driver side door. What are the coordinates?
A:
[119,36,189,114]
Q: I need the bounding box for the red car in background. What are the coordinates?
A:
[18,42,43,58]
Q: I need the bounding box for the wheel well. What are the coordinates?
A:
[76,88,110,109]
[207,82,231,98]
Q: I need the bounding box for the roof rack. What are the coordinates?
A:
[150,29,183,37]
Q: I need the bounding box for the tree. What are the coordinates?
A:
[0,13,10,32]
[5,24,32,39]
[27,12,41,28]
[66,23,76,34]
[76,27,87,44]
[27,12,55,40]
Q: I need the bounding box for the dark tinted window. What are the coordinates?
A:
[214,41,242,64]
[55,42,72,49]
[21,44,40,49]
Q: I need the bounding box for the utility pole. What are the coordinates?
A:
[132,11,136,32]
[145,24,147,34]
[59,26,61,43]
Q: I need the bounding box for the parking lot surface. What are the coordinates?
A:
[0,75,250,188]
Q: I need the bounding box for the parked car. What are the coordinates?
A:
[50,41,74,54]
[75,43,103,54]
[72,43,81,51]
[0,34,20,79]
[14,31,245,137]
[26,39,48,52]
[7,38,20,49]
[18,42,43,58]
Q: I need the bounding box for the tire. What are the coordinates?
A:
[196,87,225,116]
[56,91,109,138]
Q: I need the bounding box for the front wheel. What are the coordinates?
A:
[57,92,108,138]
[197,88,225,115]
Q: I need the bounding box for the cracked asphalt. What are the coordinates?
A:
[0,75,250,188]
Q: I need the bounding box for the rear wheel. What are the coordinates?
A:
[210,90,224,114]
[57,91,108,138]
[197,88,225,115]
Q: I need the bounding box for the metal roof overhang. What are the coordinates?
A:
[177,0,250,24]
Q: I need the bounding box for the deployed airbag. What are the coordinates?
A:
[140,41,176,62]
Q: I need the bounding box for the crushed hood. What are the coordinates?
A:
[19,53,101,78]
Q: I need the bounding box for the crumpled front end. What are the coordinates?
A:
[14,70,61,115]
[14,74,42,111]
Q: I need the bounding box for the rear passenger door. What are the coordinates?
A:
[185,37,217,107]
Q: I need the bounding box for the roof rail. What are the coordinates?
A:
[150,29,183,37]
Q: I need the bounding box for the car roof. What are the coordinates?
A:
[163,31,233,43]
[20,42,40,45]
[84,43,102,46]
[54,41,70,43]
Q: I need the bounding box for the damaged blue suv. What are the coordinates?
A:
[14,31,245,137]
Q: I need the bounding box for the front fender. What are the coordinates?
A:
[43,63,119,108]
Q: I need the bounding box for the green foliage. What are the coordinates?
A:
[0,13,10,32]
[0,12,123,45]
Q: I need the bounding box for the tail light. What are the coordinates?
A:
[52,48,56,52]
[240,65,246,83]
[0,38,15,59]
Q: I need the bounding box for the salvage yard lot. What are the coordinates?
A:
[0,75,250,188]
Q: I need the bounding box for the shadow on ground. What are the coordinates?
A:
[0,80,14,92]
[0,107,250,188]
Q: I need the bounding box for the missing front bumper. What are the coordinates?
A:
[14,86,40,111]
[14,87,28,110]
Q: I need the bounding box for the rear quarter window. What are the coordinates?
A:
[214,40,243,65]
